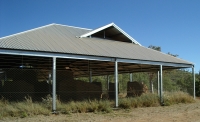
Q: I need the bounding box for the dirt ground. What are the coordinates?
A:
[2,99,200,122]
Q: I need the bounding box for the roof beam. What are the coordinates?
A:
[117,58,193,68]
[0,49,114,62]
[0,49,193,69]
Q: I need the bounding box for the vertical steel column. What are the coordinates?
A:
[88,61,92,83]
[159,65,164,105]
[107,75,109,90]
[0,72,3,92]
[89,70,92,83]
[192,66,196,99]
[4,72,7,82]
[157,71,160,95]
[130,73,133,82]
[52,57,56,113]
[48,73,52,93]
[115,60,118,107]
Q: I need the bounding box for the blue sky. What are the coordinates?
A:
[0,0,199,72]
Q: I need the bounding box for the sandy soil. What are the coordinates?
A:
[2,100,200,122]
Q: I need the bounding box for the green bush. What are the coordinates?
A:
[196,80,200,97]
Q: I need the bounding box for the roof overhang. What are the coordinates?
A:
[0,49,193,68]
[0,49,193,77]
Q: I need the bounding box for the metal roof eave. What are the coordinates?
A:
[0,49,193,69]
[79,23,141,46]
[117,58,194,68]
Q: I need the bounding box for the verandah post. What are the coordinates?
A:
[115,59,118,107]
[52,57,56,113]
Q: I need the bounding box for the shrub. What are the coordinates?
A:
[140,93,160,107]
[119,93,159,109]
[195,80,200,97]
[98,100,112,113]
[119,98,132,109]
[163,91,195,106]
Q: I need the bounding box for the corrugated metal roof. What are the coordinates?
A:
[0,23,193,65]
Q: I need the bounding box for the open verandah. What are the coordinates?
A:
[0,49,195,113]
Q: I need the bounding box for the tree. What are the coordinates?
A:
[148,45,161,51]
[148,45,161,93]
[167,52,179,57]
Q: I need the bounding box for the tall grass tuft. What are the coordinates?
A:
[0,96,50,119]
[140,93,160,107]
[0,91,195,119]
[119,93,160,109]
[119,91,195,108]
[58,99,112,114]
[164,91,195,106]
[97,100,113,113]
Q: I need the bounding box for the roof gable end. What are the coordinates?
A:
[79,23,141,45]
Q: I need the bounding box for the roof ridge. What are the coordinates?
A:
[53,23,92,30]
[0,23,92,40]
[0,24,55,40]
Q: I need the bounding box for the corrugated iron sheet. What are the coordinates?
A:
[0,23,193,65]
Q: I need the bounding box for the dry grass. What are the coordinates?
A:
[119,93,160,109]
[163,91,195,106]
[57,99,113,114]
[119,92,195,109]
[0,91,195,119]
[0,96,49,119]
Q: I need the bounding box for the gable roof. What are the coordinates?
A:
[0,23,193,68]
[80,23,141,45]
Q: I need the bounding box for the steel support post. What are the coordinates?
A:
[0,72,3,92]
[52,57,56,113]
[88,61,92,83]
[159,65,164,105]
[107,75,109,90]
[48,73,52,93]
[192,66,196,99]
[130,73,133,82]
[157,71,160,95]
[89,70,92,83]
[115,60,118,107]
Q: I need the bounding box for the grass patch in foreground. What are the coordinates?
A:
[57,100,113,114]
[0,91,195,119]
[0,96,49,119]
[164,91,195,106]
[119,93,160,109]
